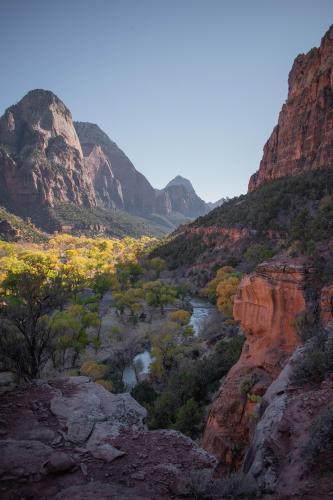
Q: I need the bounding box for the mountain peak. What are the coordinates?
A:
[166,175,195,193]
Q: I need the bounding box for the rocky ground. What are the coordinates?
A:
[0,376,216,500]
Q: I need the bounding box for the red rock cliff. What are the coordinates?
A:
[249,25,333,191]
[0,90,96,223]
[202,260,309,471]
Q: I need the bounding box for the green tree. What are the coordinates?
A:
[149,257,166,278]
[173,398,202,436]
[52,304,101,366]
[144,280,177,316]
[0,253,66,379]
[150,321,181,380]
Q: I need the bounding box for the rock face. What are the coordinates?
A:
[243,343,333,498]
[0,91,213,233]
[249,25,333,191]
[203,260,309,471]
[0,90,96,223]
[0,376,216,499]
[75,125,211,218]
[75,122,157,215]
[160,176,209,218]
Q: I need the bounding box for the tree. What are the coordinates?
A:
[0,253,66,379]
[169,309,191,325]
[173,398,202,436]
[113,287,144,324]
[149,257,166,278]
[80,360,108,380]
[116,262,143,290]
[202,266,242,316]
[144,280,177,316]
[150,321,182,380]
[52,304,101,366]
[216,274,242,316]
[175,282,189,306]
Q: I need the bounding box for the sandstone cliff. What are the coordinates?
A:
[0,90,96,223]
[249,25,333,190]
[0,91,212,235]
[203,260,311,471]
[75,122,158,215]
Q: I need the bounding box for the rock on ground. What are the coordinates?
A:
[0,376,216,499]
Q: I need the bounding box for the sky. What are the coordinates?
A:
[1,1,333,202]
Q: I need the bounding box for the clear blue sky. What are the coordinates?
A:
[1,1,333,201]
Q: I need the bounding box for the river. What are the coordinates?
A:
[122,298,214,390]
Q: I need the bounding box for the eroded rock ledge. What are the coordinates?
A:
[0,376,216,499]
[203,260,311,472]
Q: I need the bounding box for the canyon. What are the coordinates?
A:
[1,19,333,500]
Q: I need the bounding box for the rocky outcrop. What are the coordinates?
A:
[249,25,333,191]
[203,260,309,471]
[0,90,96,220]
[0,376,216,499]
[243,343,333,498]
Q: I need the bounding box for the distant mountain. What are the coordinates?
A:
[207,197,226,210]
[159,175,210,218]
[0,90,223,238]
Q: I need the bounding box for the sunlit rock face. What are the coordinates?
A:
[249,25,333,191]
[203,260,309,472]
[0,90,96,216]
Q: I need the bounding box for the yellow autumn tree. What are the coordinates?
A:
[216,274,242,316]
[203,266,242,316]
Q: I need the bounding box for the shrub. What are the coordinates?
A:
[131,380,158,407]
[303,408,333,473]
[243,243,275,267]
[169,309,191,325]
[95,379,113,391]
[172,398,202,436]
[240,372,260,396]
[80,360,108,381]
[291,333,329,385]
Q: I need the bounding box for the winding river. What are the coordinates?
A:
[122,298,214,389]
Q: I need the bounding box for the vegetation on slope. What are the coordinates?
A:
[154,169,333,273]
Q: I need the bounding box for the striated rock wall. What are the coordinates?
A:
[0,90,96,219]
[249,25,333,191]
[75,121,158,215]
[203,260,309,471]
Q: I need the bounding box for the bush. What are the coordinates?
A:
[243,243,275,268]
[95,379,113,391]
[240,372,260,396]
[80,360,108,381]
[147,335,244,437]
[169,309,191,325]
[172,398,202,435]
[131,380,158,407]
[303,408,333,473]
[291,333,329,385]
